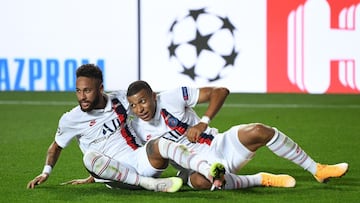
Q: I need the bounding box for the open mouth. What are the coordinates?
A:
[81,102,90,109]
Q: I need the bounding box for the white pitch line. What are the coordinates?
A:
[197,103,360,109]
[0,100,76,106]
[0,100,359,108]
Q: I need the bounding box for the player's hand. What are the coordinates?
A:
[60,175,95,185]
[27,173,49,189]
[186,123,208,143]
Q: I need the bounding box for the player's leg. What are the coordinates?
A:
[147,138,225,189]
[239,124,318,172]
[184,127,296,189]
[237,123,348,183]
[83,150,182,192]
[224,172,296,189]
[267,127,348,183]
[182,171,295,189]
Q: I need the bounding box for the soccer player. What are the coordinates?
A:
[125,80,349,190]
[26,64,226,192]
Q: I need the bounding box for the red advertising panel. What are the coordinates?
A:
[267,0,360,93]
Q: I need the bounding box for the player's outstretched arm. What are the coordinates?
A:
[197,87,229,117]
[27,141,62,189]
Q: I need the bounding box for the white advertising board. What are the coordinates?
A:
[0,0,138,91]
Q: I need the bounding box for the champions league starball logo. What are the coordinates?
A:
[167,8,240,82]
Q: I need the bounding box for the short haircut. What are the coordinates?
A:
[127,80,153,97]
[76,64,103,84]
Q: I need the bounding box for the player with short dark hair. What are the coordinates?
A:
[125,80,348,190]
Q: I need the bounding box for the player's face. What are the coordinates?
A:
[76,76,103,112]
[127,89,156,121]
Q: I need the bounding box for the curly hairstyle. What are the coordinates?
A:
[76,64,103,85]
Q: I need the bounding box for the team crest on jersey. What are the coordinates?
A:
[167,117,179,127]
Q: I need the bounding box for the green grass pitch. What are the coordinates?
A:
[0,92,359,203]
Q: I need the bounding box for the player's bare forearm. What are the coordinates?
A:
[45,141,62,167]
[198,87,229,119]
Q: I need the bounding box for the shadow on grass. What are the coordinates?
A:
[35,183,296,201]
[21,176,358,203]
[22,167,358,202]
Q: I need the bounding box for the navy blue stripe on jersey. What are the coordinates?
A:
[161,131,180,143]
[181,87,189,101]
[169,131,180,140]
[160,109,213,145]
[112,98,127,122]
[112,98,140,150]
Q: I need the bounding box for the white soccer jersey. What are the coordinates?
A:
[128,87,254,173]
[128,87,215,149]
[55,90,141,159]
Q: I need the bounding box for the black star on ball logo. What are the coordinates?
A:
[189,30,213,57]
[168,8,240,82]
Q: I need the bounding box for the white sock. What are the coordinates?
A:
[223,173,262,189]
[267,128,317,174]
[83,150,141,186]
[158,138,211,180]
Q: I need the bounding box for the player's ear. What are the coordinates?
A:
[99,83,104,93]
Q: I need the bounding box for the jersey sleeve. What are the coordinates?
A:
[178,86,199,107]
[54,112,78,148]
[159,86,199,109]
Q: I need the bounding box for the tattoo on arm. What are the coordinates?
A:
[146,139,156,156]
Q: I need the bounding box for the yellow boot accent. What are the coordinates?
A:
[260,172,296,187]
[314,163,348,183]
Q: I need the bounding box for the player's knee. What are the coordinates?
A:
[239,123,274,149]
[146,139,162,159]
[248,123,274,140]
[83,150,102,172]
